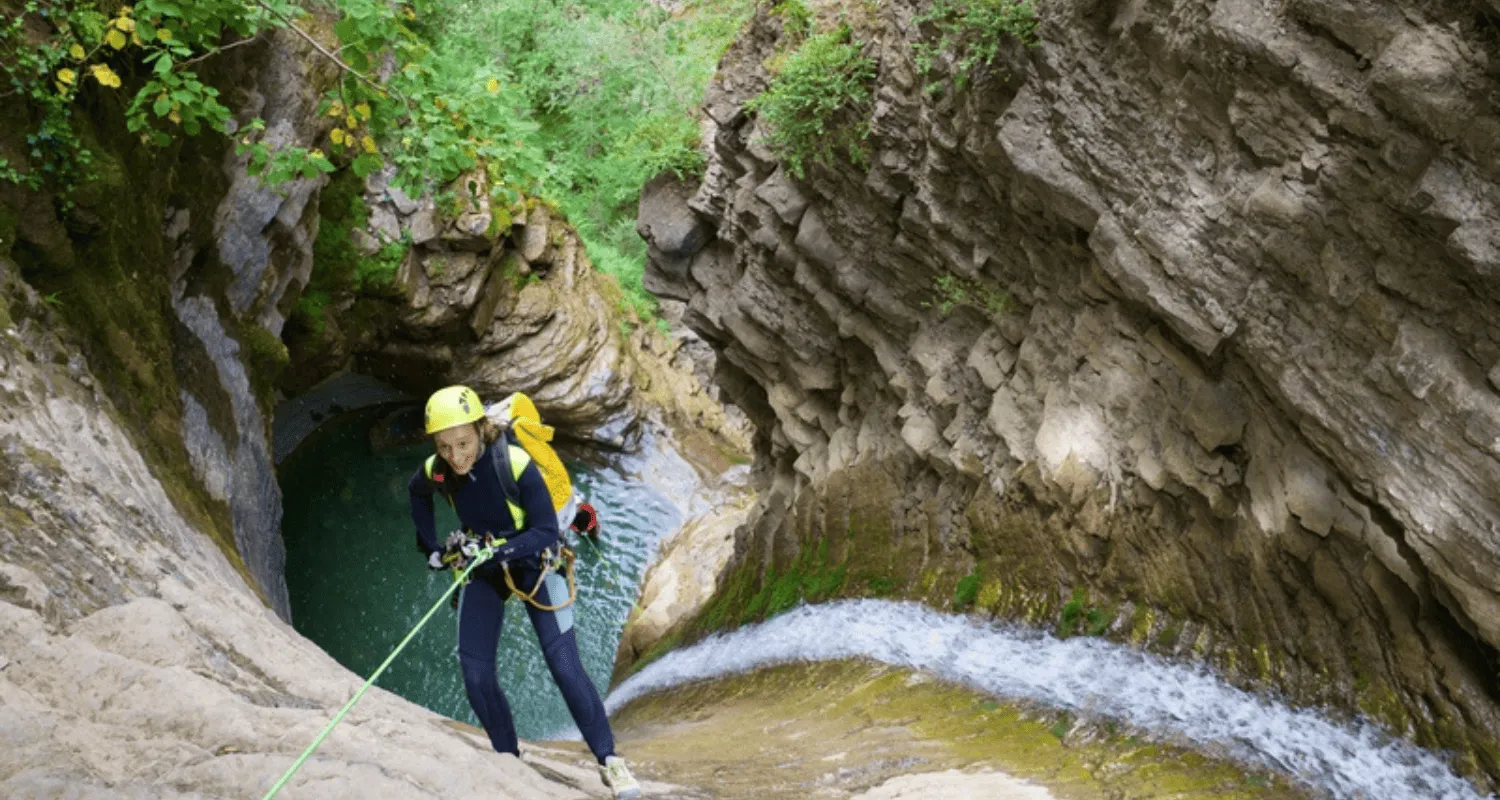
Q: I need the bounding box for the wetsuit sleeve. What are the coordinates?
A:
[490,460,561,562]
[408,468,440,556]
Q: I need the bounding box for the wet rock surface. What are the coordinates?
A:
[640,0,1500,787]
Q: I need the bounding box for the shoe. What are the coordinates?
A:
[599,755,642,799]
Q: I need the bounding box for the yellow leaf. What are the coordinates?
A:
[434,97,446,110]
[346,114,358,129]
[354,102,371,119]
[57,68,76,85]
[115,16,136,32]
[169,109,182,124]
[328,101,345,118]
[361,136,377,154]
[90,64,121,88]
[132,32,144,46]
[310,149,325,160]
[118,5,133,15]
[105,29,127,49]
[157,28,172,42]
[68,44,85,60]
[486,78,499,94]
[330,128,345,145]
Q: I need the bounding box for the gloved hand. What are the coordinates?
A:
[427,551,446,570]
[571,502,600,539]
[440,530,469,569]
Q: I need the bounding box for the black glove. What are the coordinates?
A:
[571,503,600,538]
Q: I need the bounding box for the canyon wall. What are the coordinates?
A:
[640,0,1500,785]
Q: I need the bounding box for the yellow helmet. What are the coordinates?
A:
[424,385,484,434]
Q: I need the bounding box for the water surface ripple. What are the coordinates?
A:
[607,600,1491,800]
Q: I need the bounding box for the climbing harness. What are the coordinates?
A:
[444,530,579,612]
[502,542,578,611]
[259,541,500,800]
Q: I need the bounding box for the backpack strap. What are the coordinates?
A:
[487,439,532,530]
[425,445,532,529]
[424,455,454,509]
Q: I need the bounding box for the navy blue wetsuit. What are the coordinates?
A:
[409,446,616,764]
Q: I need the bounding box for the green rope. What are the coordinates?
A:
[260,546,495,800]
[578,534,626,587]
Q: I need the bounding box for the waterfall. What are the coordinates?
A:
[607,600,1492,800]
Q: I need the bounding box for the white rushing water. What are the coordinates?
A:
[605,600,1493,800]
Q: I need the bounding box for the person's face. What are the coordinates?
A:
[435,424,482,475]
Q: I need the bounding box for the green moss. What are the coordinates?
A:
[20,444,62,474]
[1085,605,1115,636]
[1355,673,1411,733]
[1158,619,1183,652]
[235,320,289,414]
[632,630,684,674]
[612,660,1307,799]
[764,567,804,617]
[1131,604,1156,645]
[975,578,1002,611]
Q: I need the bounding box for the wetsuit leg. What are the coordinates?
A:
[523,569,616,764]
[456,575,519,756]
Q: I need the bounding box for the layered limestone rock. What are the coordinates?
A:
[299,164,751,451]
[641,0,1500,786]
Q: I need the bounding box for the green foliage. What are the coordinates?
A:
[1059,586,1087,633]
[297,168,406,330]
[1054,586,1116,638]
[404,0,754,321]
[7,0,753,327]
[1085,606,1113,636]
[769,0,812,41]
[356,237,409,289]
[954,570,981,610]
[745,24,876,178]
[929,273,1008,322]
[0,0,104,200]
[913,0,1038,89]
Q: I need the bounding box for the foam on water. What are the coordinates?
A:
[607,599,1493,800]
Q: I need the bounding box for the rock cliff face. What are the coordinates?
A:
[641,0,1500,784]
[0,265,592,799]
[284,162,750,451]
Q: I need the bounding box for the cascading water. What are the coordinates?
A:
[607,600,1493,800]
[279,404,683,738]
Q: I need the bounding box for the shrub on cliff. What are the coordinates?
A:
[745,23,877,179]
[913,0,1038,89]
